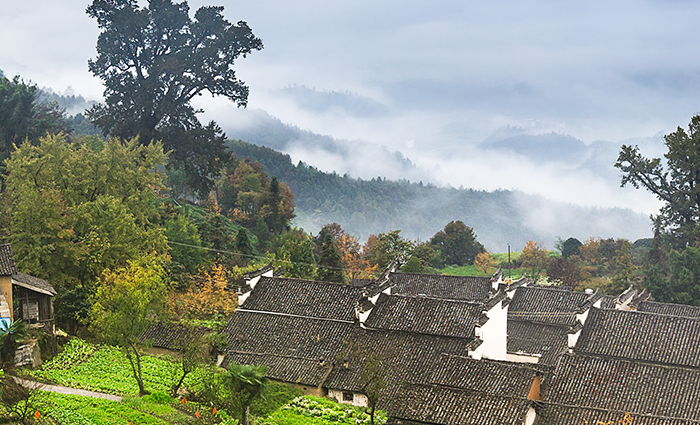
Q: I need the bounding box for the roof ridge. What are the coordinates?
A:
[226,350,324,362]
[391,271,488,279]
[596,306,700,321]
[259,275,362,288]
[405,381,534,402]
[571,351,700,372]
[537,400,700,423]
[235,308,356,324]
[385,292,485,305]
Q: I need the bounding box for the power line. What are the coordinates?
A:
[168,240,370,274]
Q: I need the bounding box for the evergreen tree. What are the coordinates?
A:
[317,233,344,282]
[235,228,254,265]
[279,232,316,280]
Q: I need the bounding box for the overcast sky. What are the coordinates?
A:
[4,0,700,216]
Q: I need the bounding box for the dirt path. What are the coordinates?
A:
[14,377,123,401]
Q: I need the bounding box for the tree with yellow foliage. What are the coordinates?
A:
[170,262,237,319]
[474,252,496,274]
[521,241,550,282]
[337,233,379,280]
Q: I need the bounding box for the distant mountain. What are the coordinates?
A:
[37,87,96,116]
[222,108,436,184]
[228,140,652,251]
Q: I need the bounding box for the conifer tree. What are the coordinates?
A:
[317,233,344,282]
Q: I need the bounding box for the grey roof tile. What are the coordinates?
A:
[508,286,598,326]
[221,310,355,386]
[543,353,700,420]
[140,322,210,351]
[12,272,56,296]
[534,404,700,425]
[364,294,483,338]
[241,276,363,321]
[637,300,700,318]
[388,384,532,425]
[574,308,700,367]
[387,272,494,301]
[507,320,569,365]
[0,244,17,276]
[221,352,332,386]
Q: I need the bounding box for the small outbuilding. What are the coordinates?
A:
[0,244,57,334]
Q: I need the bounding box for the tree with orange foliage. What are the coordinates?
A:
[170,263,237,319]
[579,237,602,265]
[474,252,496,274]
[338,233,379,280]
[520,241,549,282]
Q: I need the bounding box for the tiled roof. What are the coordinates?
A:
[240,276,363,321]
[426,354,548,395]
[387,384,532,425]
[221,352,332,386]
[508,286,598,326]
[534,404,700,425]
[0,244,17,276]
[599,295,617,309]
[574,308,700,367]
[364,294,483,338]
[325,328,476,401]
[637,300,700,318]
[12,272,56,296]
[140,322,210,351]
[221,310,356,386]
[507,320,569,365]
[387,272,493,301]
[543,353,700,420]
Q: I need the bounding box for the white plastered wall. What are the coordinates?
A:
[474,300,508,360]
[327,389,368,407]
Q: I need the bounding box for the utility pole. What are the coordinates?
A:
[508,244,511,281]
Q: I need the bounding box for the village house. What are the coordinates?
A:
[205,264,700,424]
[534,307,700,423]
[0,244,56,334]
[506,285,603,364]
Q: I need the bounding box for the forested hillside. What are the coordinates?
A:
[228,140,651,250]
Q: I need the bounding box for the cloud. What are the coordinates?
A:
[2,0,695,219]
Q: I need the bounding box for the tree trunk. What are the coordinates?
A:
[125,344,148,396]
[171,370,189,397]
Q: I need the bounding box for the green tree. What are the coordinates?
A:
[170,327,209,397]
[223,363,268,425]
[279,231,316,280]
[611,239,636,293]
[665,247,700,305]
[559,237,583,259]
[2,134,168,329]
[164,212,205,276]
[86,0,263,194]
[0,75,69,173]
[363,230,416,269]
[400,256,424,273]
[429,221,484,267]
[317,232,345,282]
[235,228,254,265]
[616,114,700,248]
[90,256,168,395]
